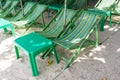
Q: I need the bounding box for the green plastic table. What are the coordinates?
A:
[0,18,15,37]
[14,32,59,76]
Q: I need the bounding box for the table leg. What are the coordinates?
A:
[3,27,8,32]
[28,54,39,76]
[10,25,16,37]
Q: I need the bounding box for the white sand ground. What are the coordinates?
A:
[0,17,120,80]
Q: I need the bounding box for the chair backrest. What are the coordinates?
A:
[2,0,12,10]
[12,2,37,21]
[112,0,120,14]
[23,4,48,24]
[8,0,19,10]
[55,10,105,49]
[2,0,19,18]
[95,0,117,11]
[42,9,78,38]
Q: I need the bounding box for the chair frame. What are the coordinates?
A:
[53,10,106,69]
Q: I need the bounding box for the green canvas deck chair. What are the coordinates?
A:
[0,0,12,12]
[53,10,105,69]
[91,0,118,27]
[6,2,37,21]
[112,0,120,15]
[0,0,19,18]
[36,8,78,38]
[11,4,48,31]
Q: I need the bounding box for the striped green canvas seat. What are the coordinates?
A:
[112,1,120,15]
[6,2,37,21]
[89,0,118,28]
[38,9,78,38]
[11,4,48,30]
[0,0,12,12]
[0,0,19,18]
[53,10,105,69]
[95,0,117,11]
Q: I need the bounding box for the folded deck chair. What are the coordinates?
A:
[37,8,78,38]
[89,0,118,28]
[6,2,37,21]
[0,0,19,18]
[0,0,12,12]
[11,4,48,30]
[53,10,105,69]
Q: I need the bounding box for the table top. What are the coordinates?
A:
[14,32,53,54]
[0,18,11,28]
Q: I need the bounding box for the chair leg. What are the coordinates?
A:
[28,54,39,76]
[64,40,86,69]
[106,11,112,27]
[52,46,59,64]
[64,45,83,69]
[14,46,20,59]
[64,50,80,70]
[109,12,112,27]
[42,13,45,27]
[100,17,105,31]
[3,27,8,32]
[95,27,98,47]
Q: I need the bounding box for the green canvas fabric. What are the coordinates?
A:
[54,10,103,49]
[89,0,118,28]
[11,4,48,29]
[112,1,120,14]
[95,0,117,11]
[6,2,37,21]
[0,0,12,12]
[0,0,19,18]
[38,9,78,38]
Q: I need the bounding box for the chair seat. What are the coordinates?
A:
[14,32,53,55]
